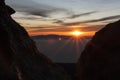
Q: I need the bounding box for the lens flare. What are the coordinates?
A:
[71,30,83,37]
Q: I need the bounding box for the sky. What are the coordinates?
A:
[6,0,120,36]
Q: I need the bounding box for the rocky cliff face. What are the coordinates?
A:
[77,20,120,80]
[0,0,71,80]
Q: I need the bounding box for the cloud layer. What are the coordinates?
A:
[53,15,120,27]
[26,24,104,33]
[66,11,97,19]
[6,0,69,17]
[83,15,120,23]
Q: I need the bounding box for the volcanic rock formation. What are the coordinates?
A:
[77,20,120,80]
[0,0,71,80]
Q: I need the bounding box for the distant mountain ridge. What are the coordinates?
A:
[31,34,72,40]
[31,34,92,40]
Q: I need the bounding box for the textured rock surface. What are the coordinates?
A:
[0,0,71,80]
[77,20,120,80]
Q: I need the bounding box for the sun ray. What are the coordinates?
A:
[53,37,73,57]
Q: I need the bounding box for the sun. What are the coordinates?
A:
[71,30,83,37]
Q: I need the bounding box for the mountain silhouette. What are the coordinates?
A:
[0,0,71,80]
[77,20,120,80]
[31,34,72,40]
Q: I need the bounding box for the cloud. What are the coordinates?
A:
[53,19,82,26]
[78,25,104,32]
[53,20,83,26]
[83,15,120,23]
[62,22,82,26]
[54,15,120,26]
[66,11,97,19]
[6,0,69,17]
[23,6,67,17]
[13,16,42,20]
[53,11,97,24]
[53,20,64,24]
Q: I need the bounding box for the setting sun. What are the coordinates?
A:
[71,30,83,37]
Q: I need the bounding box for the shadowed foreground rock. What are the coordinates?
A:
[0,0,71,80]
[77,20,120,80]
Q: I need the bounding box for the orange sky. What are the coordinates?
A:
[26,26,97,36]
[27,31,94,36]
[23,23,103,36]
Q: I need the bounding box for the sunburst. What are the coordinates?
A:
[71,30,83,37]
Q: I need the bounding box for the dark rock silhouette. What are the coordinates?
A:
[0,0,71,80]
[77,20,120,80]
